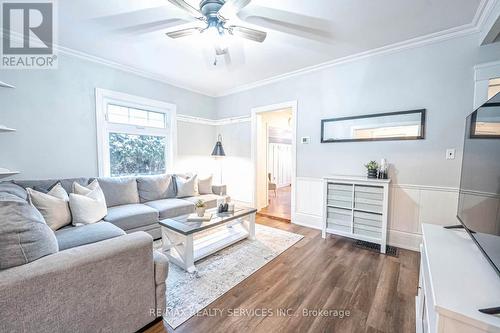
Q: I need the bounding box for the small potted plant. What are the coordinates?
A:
[195,199,207,217]
[364,161,379,179]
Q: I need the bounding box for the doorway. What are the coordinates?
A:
[251,101,297,222]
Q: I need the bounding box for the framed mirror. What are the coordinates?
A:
[470,92,500,138]
[321,109,426,143]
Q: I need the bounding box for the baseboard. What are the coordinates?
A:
[292,212,323,230]
[292,211,422,252]
[388,229,422,252]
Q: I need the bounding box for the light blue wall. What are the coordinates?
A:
[215,34,500,201]
[0,54,216,179]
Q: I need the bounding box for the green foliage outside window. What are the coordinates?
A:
[109,133,166,176]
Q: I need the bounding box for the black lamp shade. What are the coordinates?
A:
[211,140,225,156]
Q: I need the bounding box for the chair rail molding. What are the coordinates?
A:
[294,177,460,251]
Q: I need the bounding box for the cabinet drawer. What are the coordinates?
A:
[327,207,352,223]
[354,201,383,213]
[328,183,353,192]
[328,199,352,209]
[353,227,381,239]
[354,212,382,229]
[327,223,351,234]
[355,190,383,201]
[355,185,383,194]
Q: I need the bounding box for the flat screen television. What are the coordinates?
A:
[457,91,500,277]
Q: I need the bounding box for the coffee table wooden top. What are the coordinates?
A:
[159,207,257,235]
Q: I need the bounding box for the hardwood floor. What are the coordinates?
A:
[145,216,420,333]
[258,186,291,221]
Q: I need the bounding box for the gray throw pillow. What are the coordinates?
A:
[198,176,213,195]
[0,193,58,270]
[137,174,175,202]
[97,177,139,207]
[176,175,199,198]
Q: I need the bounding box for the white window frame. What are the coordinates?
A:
[95,88,177,177]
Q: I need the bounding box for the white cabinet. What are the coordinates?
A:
[418,224,500,333]
[322,175,390,253]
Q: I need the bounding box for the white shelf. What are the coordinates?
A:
[0,126,16,132]
[0,81,15,89]
[0,171,19,179]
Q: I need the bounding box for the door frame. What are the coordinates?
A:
[474,60,500,108]
[250,100,297,220]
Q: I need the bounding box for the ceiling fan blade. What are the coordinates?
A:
[238,6,333,42]
[229,25,266,43]
[168,0,204,19]
[166,27,202,39]
[114,18,190,36]
[218,0,252,19]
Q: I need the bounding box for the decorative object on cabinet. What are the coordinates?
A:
[321,109,426,143]
[364,161,379,179]
[378,158,389,179]
[322,175,390,253]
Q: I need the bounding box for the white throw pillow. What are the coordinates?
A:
[176,175,198,198]
[198,176,213,195]
[27,183,71,231]
[69,180,107,225]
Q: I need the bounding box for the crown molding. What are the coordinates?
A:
[2,0,496,99]
[1,29,215,97]
[216,0,496,97]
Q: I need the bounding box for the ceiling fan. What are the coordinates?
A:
[93,0,333,67]
[166,0,266,57]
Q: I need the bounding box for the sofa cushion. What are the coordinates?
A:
[183,194,220,209]
[97,177,139,207]
[145,198,194,219]
[0,193,58,270]
[55,222,126,251]
[0,181,27,200]
[104,204,159,230]
[136,174,175,202]
[175,175,198,198]
[14,177,90,194]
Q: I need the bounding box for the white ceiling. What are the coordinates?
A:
[56,0,484,96]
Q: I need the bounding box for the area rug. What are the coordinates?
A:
[153,224,303,329]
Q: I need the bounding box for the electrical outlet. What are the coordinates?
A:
[446,149,456,160]
[301,136,310,144]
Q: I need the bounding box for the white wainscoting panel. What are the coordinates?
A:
[294,177,459,251]
[293,177,324,230]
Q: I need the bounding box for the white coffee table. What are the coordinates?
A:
[159,207,257,273]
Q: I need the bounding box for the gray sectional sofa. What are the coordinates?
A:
[0,174,226,332]
[13,174,227,239]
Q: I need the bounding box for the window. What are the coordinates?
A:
[95,89,176,177]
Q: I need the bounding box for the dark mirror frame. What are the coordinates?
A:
[321,109,426,143]
[470,102,500,139]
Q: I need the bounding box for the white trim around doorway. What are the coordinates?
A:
[250,100,298,222]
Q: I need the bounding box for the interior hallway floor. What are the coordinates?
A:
[258,186,291,221]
